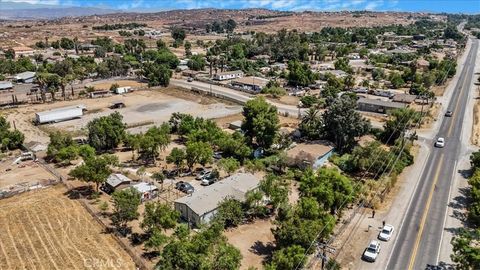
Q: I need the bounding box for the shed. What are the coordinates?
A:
[14,71,36,83]
[131,182,158,201]
[357,98,406,114]
[286,141,335,169]
[0,81,13,90]
[174,173,260,226]
[231,76,269,92]
[103,173,131,194]
[392,94,417,104]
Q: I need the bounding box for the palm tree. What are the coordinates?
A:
[34,73,48,103]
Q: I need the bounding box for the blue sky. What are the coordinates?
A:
[2,0,480,13]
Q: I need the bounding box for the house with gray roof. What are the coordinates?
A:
[102,173,131,194]
[174,173,260,226]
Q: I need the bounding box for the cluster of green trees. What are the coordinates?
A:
[205,19,237,34]
[450,151,480,269]
[287,60,319,87]
[0,116,24,151]
[299,96,371,153]
[0,57,36,75]
[92,23,147,31]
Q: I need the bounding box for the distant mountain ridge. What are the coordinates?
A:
[0,2,118,20]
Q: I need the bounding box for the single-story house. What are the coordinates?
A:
[12,46,35,58]
[213,70,244,81]
[131,182,158,201]
[103,173,132,194]
[231,76,269,92]
[14,71,36,83]
[174,173,260,226]
[286,141,335,169]
[357,98,406,114]
[0,81,13,90]
[392,94,417,104]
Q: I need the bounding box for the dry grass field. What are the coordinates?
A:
[0,185,136,270]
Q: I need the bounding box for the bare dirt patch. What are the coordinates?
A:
[88,80,148,90]
[0,185,136,270]
[472,101,480,146]
[224,219,275,270]
[0,154,54,189]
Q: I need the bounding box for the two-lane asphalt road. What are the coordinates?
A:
[387,39,479,270]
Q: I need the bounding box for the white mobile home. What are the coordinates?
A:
[213,70,244,81]
[174,173,260,226]
[35,105,86,124]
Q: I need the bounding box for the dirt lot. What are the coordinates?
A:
[224,218,275,270]
[0,154,54,189]
[87,80,148,90]
[2,88,242,142]
[0,185,136,270]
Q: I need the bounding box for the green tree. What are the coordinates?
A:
[268,245,306,270]
[217,157,240,176]
[389,72,405,89]
[260,174,290,209]
[261,86,287,98]
[241,97,279,149]
[166,147,186,171]
[287,60,318,87]
[187,54,206,71]
[69,154,118,192]
[141,201,180,234]
[87,112,126,151]
[451,228,480,270]
[138,124,171,163]
[334,57,352,73]
[215,198,244,228]
[322,96,370,153]
[0,116,25,151]
[299,168,355,214]
[299,108,323,140]
[185,141,213,170]
[111,188,141,234]
[171,27,186,43]
[380,108,420,145]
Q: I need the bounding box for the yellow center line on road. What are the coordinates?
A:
[407,154,445,270]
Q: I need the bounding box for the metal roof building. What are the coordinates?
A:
[14,71,36,83]
[174,173,260,226]
[357,98,406,114]
[0,81,13,90]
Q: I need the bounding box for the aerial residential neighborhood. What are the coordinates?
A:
[0,1,479,270]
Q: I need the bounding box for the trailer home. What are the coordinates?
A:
[35,105,86,124]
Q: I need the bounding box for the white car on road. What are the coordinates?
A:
[435,137,445,148]
[362,240,381,262]
[378,224,394,241]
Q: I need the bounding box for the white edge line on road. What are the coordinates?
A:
[436,160,457,265]
[385,142,431,269]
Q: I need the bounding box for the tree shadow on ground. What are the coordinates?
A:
[458,168,472,179]
[249,240,275,263]
[130,232,149,246]
[142,251,159,260]
[424,261,455,270]
[64,185,95,199]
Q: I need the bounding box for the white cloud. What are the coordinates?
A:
[2,0,60,4]
[365,0,383,10]
[118,0,144,10]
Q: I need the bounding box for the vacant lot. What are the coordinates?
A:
[0,186,136,270]
[224,219,275,269]
[0,157,53,190]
